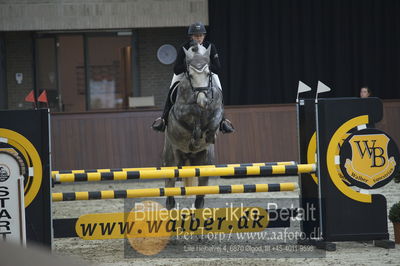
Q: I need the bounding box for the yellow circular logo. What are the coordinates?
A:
[127,200,170,255]
[0,129,42,207]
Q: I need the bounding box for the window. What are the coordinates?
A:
[35,32,133,112]
[87,36,132,110]
[35,38,58,110]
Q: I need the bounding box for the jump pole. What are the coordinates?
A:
[52,182,298,202]
[54,163,316,183]
[51,161,297,178]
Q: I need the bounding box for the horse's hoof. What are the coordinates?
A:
[195,196,204,209]
[166,197,176,210]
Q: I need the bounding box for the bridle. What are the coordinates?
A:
[184,64,214,104]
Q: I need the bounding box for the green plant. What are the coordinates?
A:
[389,201,400,223]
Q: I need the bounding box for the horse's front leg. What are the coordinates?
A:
[205,109,224,144]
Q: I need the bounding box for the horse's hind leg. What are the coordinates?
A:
[192,147,214,209]
[164,145,188,209]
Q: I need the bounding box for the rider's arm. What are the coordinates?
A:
[209,43,221,74]
[173,46,187,75]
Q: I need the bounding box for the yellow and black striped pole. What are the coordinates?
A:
[51,161,296,178]
[54,163,316,183]
[52,182,298,202]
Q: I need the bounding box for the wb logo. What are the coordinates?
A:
[341,131,398,188]
[354,140,385,167]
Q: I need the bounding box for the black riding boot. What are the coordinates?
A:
[152,88,175,132]
[220,117,235,134]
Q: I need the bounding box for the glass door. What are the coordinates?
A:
[35,37,59,111]
[36,35,86,112]
[57,35,86,112]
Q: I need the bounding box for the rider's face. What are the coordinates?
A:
[191,34,205,44]
[360,88,370,98]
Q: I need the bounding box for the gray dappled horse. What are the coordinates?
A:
[163,44,224,210]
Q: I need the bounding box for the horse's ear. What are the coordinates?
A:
[183,47,193,60]
[204,45,211,59]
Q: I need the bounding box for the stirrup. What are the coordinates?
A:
[151,117,166,132]
[220,119,235,134]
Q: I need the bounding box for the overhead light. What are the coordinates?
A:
[117,31,132,36]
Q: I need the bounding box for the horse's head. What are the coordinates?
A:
[183,44,212,109]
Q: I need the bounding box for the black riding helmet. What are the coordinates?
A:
[188,22,207,35]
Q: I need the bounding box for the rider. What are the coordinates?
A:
[151,22,234,134]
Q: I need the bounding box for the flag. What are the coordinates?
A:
[317,81,331,94]
[297,81,312,94]
[38,90,48,103]
[24,90,36,103]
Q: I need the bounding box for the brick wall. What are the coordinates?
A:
[137,27,187,107]
[5,32,34,109]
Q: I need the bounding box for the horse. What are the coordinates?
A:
[163,44,224,210]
